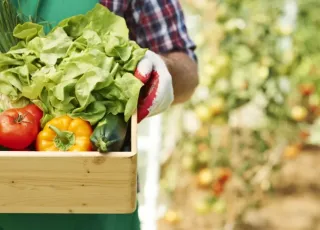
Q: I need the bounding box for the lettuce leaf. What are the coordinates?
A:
[0,4,147,126]
[0,93,30,112]
[115,73,144,121]
[13,22,45,42]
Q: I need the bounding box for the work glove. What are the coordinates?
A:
[134,50,174,123]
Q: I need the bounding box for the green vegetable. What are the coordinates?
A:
[90,114,128,153]
[0,93,29,112]
[0,4,147,127]
[0,0,22,52]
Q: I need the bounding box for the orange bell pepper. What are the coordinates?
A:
[36,115,93,151]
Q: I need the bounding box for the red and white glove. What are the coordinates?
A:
[134,50,174,123]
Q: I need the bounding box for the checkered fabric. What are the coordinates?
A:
[100,0,197,60]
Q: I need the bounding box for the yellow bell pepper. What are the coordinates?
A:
[36,115,93,151]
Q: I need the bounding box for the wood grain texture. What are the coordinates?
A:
[0,114,138,214]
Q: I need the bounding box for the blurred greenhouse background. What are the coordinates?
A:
[137,0,320,230]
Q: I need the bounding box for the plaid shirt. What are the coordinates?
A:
[100,0,197,61]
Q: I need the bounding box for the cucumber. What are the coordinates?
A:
[90,114,128,153]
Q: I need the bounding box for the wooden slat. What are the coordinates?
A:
[0,114,138,214]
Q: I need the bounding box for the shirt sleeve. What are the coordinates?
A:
[127,0,197,61]
[99,0,129,16]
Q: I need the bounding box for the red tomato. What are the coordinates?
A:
[24,104,43,130]
[299,84,315,96]
[218,168,232,184]
[0,109,38,150]
[212,181,224,197]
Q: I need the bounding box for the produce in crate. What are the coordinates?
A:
[0,4,147,152]
[23,103,43,131]
[90,113,128,153]
[0,106,38,150]
[0,0,22,52]
[36,115,93,151]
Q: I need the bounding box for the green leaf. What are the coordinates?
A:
[0,93,29,112]
[0,68,23,91]
[85,4,129,39]
[103,34,132,61]
[97,83,127,101]
[56,15,88,38]
[123,47,147,71]
[21,74,46,99]
[52,79,77,101]
[13,22,44,42]
[103,100,126,115]
[70,101,106,125]
[115,73,144,121]
[74,68,110,109]
[0,53,23,68]
[39,27,73,65]
[82,30,102,47]
[0,82,19,98]
[26,36,44,56]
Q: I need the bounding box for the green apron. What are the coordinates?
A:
[0,1,140,230]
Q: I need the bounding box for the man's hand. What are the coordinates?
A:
[134,50,199,123]
[134,50,174,123]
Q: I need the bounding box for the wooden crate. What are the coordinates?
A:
[0,114,138,214]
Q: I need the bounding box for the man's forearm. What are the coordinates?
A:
[161,52,199,104]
